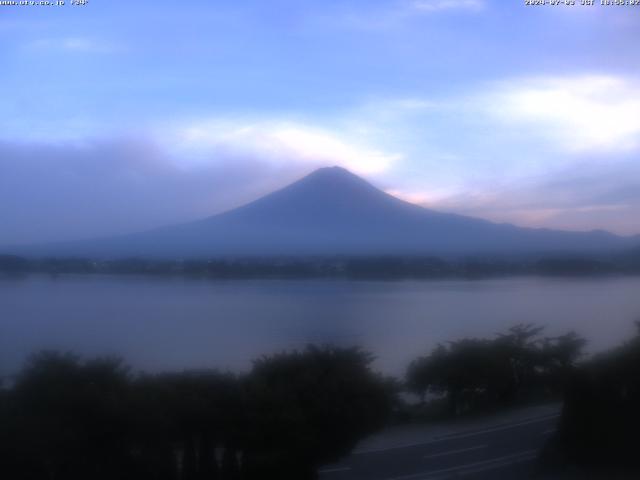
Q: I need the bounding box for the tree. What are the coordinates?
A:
[5,351,132,480]
[129,370,244,480]
[0,346,394,479]
[545,322,640,473]
[406,325,586,417]
[242,346,394,479]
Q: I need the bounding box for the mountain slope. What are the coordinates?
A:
[6,167,638,258]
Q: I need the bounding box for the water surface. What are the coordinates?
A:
[1,274,639,377]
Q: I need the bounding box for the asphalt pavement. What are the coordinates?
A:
[318,404,561,480]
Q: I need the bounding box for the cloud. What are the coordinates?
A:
[27,37,119,54]
[485,75,640,154]
[385,188,451,205]
[165,120,402,175]
[0,118,402,245]
[410,0,485,12]
[323,0,486,31]
[0,138,314,246]
[395,160,640,235]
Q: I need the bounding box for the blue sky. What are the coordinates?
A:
[1,0,639,244]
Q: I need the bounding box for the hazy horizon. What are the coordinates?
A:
[5,166,640,251]
[3,165,638,261]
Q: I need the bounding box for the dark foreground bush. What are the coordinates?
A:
[0,346,393,480]
[406,325,585,417]
[242,346,393,479]
[541,323,640,476]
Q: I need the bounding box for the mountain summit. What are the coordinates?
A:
[7,167,637,258]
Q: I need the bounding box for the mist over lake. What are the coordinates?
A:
[2,274,639,378]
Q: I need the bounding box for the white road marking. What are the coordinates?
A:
[355,413,559,455]
[318,466,352,474]
[454,450,538,478]
[385,449,538,480]
[423,444,487,460]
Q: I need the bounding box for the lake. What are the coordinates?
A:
[1,274,639,378]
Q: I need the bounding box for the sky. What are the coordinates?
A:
[1,0,639,245]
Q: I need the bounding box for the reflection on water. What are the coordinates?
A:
[1,274,639,376]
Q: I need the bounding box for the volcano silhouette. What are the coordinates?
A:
[8,167,637,258]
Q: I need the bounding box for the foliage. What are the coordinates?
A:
[0,347,393,480]
[406,325,585,416]
[2,253,637,278]
[544,322,640,473]
[243,346,393,479]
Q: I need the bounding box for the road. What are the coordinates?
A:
[318,404,560,480]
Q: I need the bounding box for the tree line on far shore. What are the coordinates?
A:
[2,253,640,279]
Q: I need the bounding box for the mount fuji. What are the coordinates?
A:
[6,167,637,258]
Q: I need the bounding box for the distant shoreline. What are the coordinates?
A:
[2,254,639,280]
